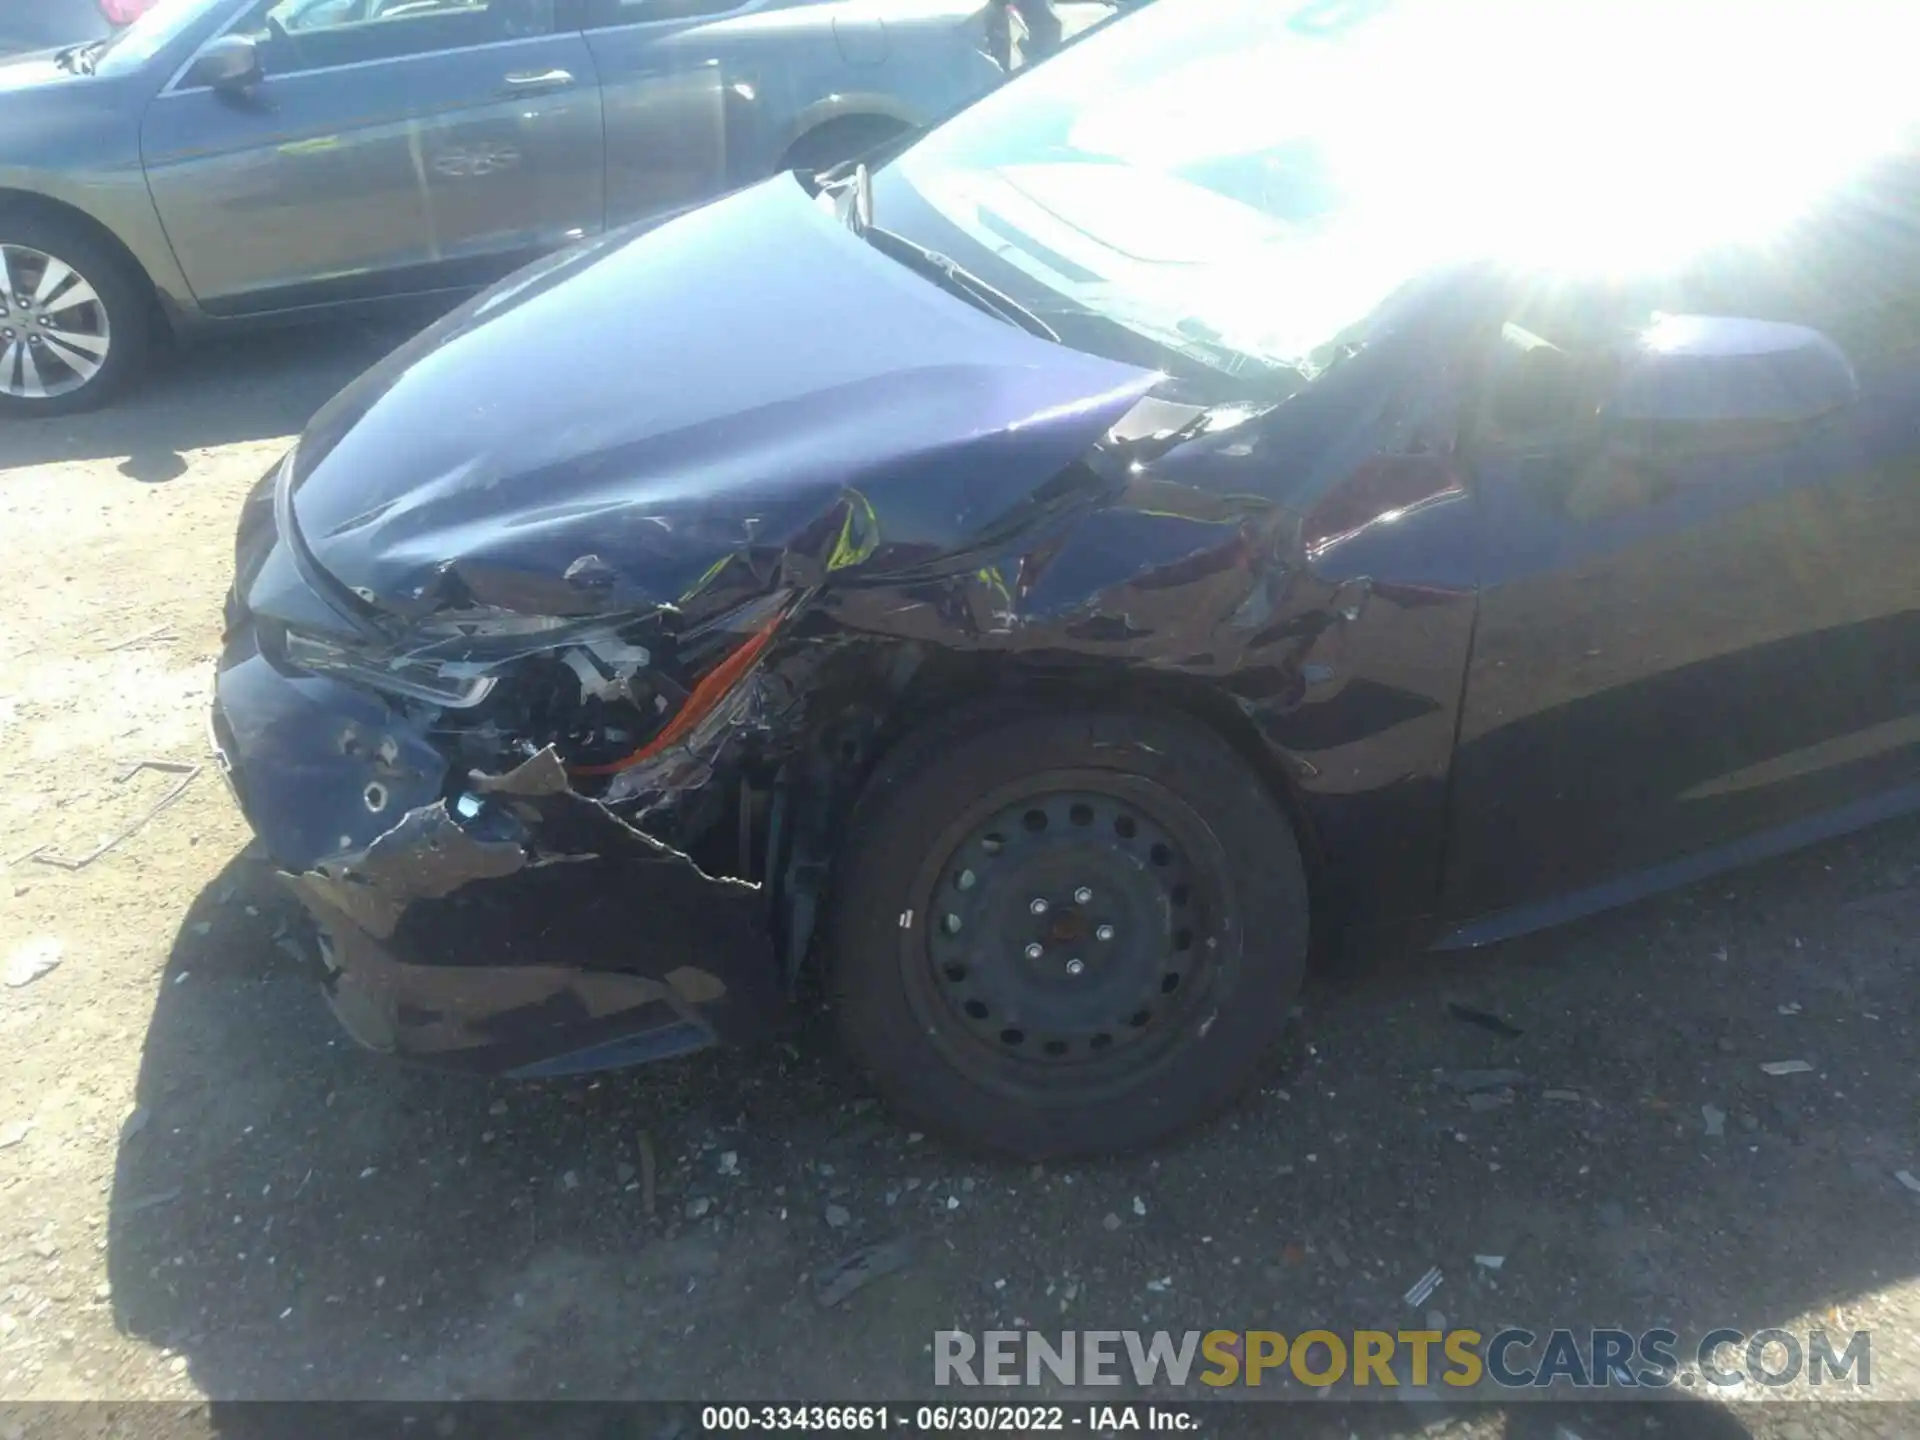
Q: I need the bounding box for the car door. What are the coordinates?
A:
[141,0,604,315]
[1439,156,1920,942]
[577,0,745,228]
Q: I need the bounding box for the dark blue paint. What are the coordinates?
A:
[288,174,1158,622]
[208,46,1920,1079]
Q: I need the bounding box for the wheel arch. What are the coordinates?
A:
[858,650,1331,918]
[774,101,917,173]
[0,187,173,338]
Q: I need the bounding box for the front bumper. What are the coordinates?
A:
[211,572,785,1079]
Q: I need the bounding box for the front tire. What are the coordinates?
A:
[0,214,150,417]
[830,705,1308,1158]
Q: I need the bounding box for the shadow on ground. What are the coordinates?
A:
[0,315,437,479]
[106,817,1920,1429]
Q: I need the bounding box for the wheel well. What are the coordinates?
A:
[873,652,1329,893]
[778,113,912,174]
[0,188,167,334]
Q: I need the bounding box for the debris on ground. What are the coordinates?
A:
[1701,1104,1726,1138]
[103,624,177,652]
[1404,1265,1443,1306]
[824,1204,851,1229]
[4,937,63,989]
[1101,1213,1121,1231]
[1778,1002,1803,1016]
[1465,1090,1514,1112]
[638,1130,657,1217]
[1473,1255,1505,1271]
[1445,1002,1524,1038]
[1896,1171,1920,1195]
[813,1238,913,1308]
[685,1197,711,1219]
[118,1188,181,1217]
[1132,1196,1147,1216]
[1759,1060,1814,1076]
[23,759,200,870]
[1438,1069,1528,1094]
[717,1151,739,1177]
[1324,1239,1350,1269]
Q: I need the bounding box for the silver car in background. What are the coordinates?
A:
[0,0,1050,414]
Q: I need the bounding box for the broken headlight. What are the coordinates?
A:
[284,591,799,788]
[280,630,499,709]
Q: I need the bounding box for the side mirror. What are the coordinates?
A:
[1605,314,1858,428]
[185,34,262,91]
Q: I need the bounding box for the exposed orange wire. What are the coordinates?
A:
[566,611,785,777]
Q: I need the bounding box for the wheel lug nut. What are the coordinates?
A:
[1024,942,1044,960]
[1029,898,1048,916]
[1065,958,1085,976]
[1074,887,1093,904]
[1096,924,1115,942]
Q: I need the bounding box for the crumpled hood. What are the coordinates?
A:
[290,174,1158,624]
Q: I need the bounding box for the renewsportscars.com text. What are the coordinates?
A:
[934,1327,1872,1390]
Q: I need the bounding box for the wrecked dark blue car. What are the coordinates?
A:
[213,0,1920,1156]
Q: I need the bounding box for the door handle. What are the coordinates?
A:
[501,67,574,91]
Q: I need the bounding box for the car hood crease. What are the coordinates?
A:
[288,175,1160,624]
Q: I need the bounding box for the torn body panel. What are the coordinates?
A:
[226,668,784,1073]
[213,168,1488,1078]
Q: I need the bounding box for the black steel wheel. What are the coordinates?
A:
[912,778,1225,1090]
[831,705,1308,1157]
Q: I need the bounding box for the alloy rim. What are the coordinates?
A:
[0,244,112,401]
[917,780,1219,1082]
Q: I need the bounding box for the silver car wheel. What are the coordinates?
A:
[0,243,113,401]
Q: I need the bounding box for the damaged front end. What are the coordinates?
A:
[211,173,1163,1076]
[215,505,811,1076]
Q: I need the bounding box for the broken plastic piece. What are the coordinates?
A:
[24,760,200,871]
[1403,1265,1442,1307]
[1759,1059,1813,1075]
[1445,1002,1523,1038]
[568,605,787,777]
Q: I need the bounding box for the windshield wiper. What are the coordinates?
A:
[55,39,107,73]
[862,225,1060,343]
[831,167,1059,343]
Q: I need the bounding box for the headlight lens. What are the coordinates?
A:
[281,630,498,709]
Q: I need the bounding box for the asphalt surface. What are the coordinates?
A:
[1,320,1917,1440]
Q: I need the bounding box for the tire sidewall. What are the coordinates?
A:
[831,706,1308,1157]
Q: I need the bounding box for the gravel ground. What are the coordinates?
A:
[1,322,1918,1439]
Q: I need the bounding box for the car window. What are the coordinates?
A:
[229,0,554,74]
[579,0,747,29]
